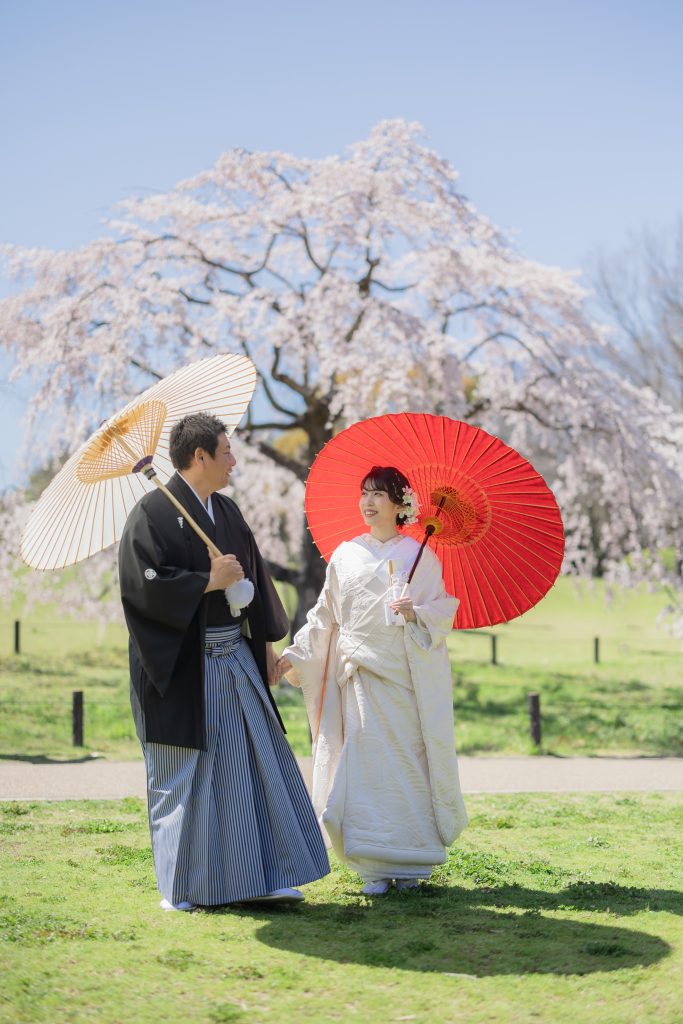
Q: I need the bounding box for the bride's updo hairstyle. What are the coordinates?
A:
[360,466,412,526]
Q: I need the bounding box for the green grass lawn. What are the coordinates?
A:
[449,579,683,756]
[1,792,681,1024]
[0,578,681,760]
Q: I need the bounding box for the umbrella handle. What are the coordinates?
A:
[115,429,224,559]
[406,494,446,587]
[406,525,436,586]
[148,476,223,559]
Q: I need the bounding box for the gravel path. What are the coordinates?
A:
[1,755,682,801]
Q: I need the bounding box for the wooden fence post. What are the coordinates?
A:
[72,691,84,747]
[528,692,541,746]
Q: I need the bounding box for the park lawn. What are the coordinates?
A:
[0,578,681,760]
[1,792,681,1024]
[0,645,311,761]
[449,578,683,756]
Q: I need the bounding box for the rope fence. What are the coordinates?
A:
[3,619,127,655]
[0,689,680,750]
[458,629,611,665]
[4,619,671,666]
[2,619,681,751]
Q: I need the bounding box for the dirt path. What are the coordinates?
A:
[1,754,681,801]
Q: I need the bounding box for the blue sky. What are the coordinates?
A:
[1,0,682,485]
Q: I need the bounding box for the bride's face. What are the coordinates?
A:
[359,485,401,530]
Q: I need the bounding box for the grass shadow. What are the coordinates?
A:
[245,882,675,977]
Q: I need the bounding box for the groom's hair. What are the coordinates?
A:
[360,466,412,524]
[169,412,228,469]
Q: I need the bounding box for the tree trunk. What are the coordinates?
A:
[290,522,327,635]
[284,410,336,634]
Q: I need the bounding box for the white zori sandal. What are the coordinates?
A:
[361,879,392,896]
[160,898,195,912]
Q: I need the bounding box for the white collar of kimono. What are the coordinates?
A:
[362,532,407,551]
[180,475,215,524]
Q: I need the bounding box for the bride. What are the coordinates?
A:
[277,466,467,895]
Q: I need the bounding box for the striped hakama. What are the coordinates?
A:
[142,624,329,906]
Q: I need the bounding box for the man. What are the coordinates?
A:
[118,412,329,911]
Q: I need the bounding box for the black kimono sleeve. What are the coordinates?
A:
[118,502,208,696]
[248,528,291,643]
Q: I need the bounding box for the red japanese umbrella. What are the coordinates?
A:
[304,413,564,629]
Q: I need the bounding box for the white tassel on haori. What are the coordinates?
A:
[224,578,255,617]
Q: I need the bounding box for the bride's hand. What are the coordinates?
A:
[275,656,293,682]
[389,597,417,622]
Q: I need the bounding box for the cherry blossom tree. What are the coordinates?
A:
[1,120,682,630]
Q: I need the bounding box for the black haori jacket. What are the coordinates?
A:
[118,472,290,749]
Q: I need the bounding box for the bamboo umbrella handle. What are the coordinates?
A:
[149,476,223,558]
[114,431,224,558]
[112,423,223,559]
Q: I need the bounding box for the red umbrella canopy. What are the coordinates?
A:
[304,413,565,629]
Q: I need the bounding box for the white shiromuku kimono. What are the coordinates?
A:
[284,532,468,882]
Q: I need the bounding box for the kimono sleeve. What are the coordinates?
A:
[283,558,338,690]
[118,502,210,695]
[247,528,291,642]
[118,503,208,631]
[407,545,459,652]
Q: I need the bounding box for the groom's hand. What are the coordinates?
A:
[266,643,280,687]
[205,552,244,592]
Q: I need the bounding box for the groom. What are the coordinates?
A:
[118,411,329,911]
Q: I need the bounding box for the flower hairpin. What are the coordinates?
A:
[400,486,420,525]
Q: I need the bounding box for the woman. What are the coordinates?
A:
[277,466,467,895]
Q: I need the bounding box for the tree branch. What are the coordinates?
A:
[463,330,517,361]
[130,358,163,380]
[499,401,571,432]
[343,307,367,344]
[179,289,211,306]
[144,233,277,283]
[246,418,304,432]
[372,278,418,293]
[271,343,311,399]
[247,437,307,480]
[294,221,326,275]
[259,376,301,418]
[358,254,380,297]
[233,334,301,418]
[263,265,305,297]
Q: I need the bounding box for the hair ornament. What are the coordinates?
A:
[400,486,420,526]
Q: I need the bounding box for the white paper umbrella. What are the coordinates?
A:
[21,353,257,570]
